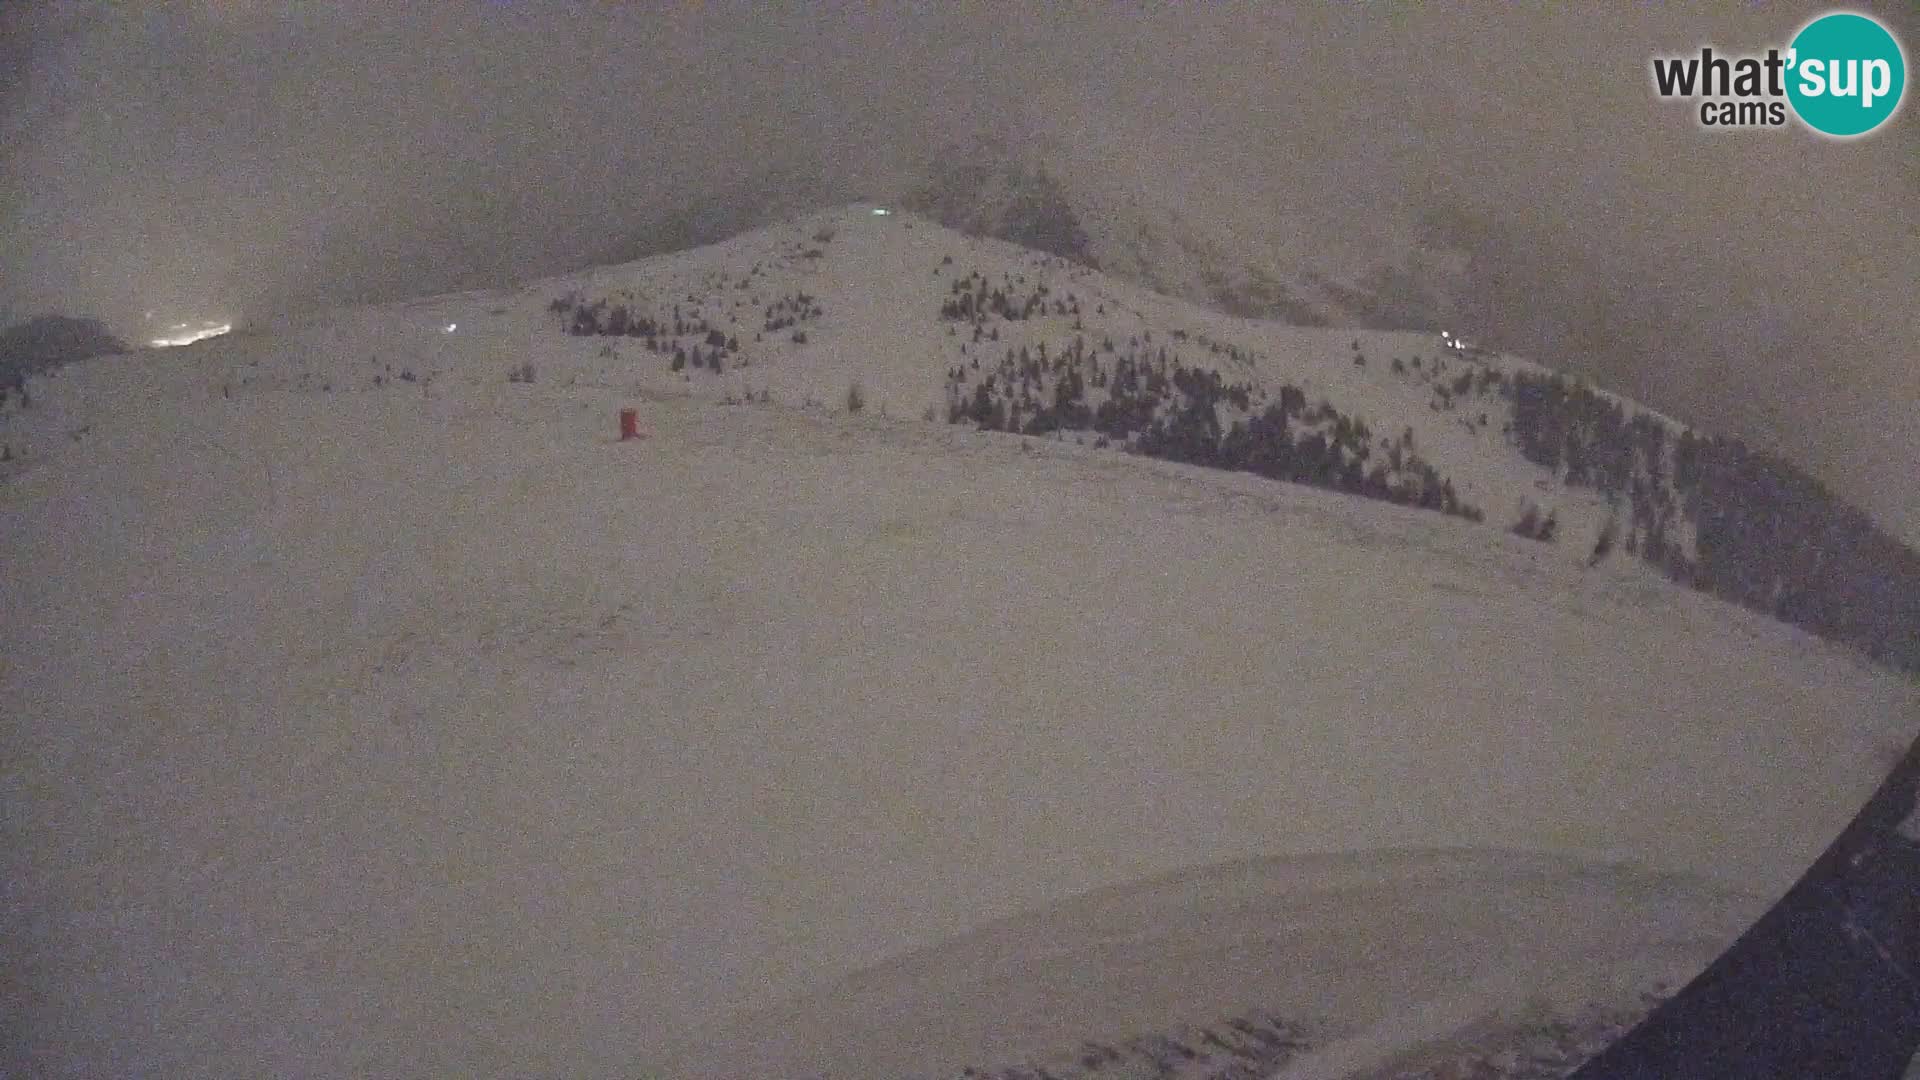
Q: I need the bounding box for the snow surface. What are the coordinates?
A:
[5,208,1918,1077]
[673,849,1750,1079]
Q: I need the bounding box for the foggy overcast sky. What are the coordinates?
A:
[2,1,1915,540]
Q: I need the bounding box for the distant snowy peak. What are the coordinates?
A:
[623,132,1482,341]
[891,139,1480,335]
[898,148,1096,267]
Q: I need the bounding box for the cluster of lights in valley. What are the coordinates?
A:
[146,316,232,349]
[142,209,900,349]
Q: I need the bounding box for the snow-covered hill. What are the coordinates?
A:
[518,205,1918,673]
[541,205,1639,556]
[4,208,1917,1078]
[608,136,1439,331]
[10,204,1626,549]
[676,850,1753,1079]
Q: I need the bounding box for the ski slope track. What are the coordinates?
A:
[4,208,1917,1077]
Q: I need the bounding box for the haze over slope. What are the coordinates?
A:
[5,210,1917,1076]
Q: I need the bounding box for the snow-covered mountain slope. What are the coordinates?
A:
[505,205,1636,558]
[675,849,1753,1080]
[512,205,1917,673]
[0,204,1814,608]
[4,208,1918,1077]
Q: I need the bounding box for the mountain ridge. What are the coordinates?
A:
[6,204,1912,673]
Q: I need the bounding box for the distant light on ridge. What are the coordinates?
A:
[149,320,232,348]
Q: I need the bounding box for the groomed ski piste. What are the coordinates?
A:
[6,208,1918,1078]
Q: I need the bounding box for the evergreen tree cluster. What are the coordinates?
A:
[548,290,748,375]
[939,270,1083,324]
[1675,432,1920,671]
[762,292,822,333]
[1174,326,1259,368]
[1380,343,1509,432]
[1507,367,1920,673]
[939,306,1482,524]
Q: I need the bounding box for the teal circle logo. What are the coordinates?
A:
[1786,12,1906,137]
